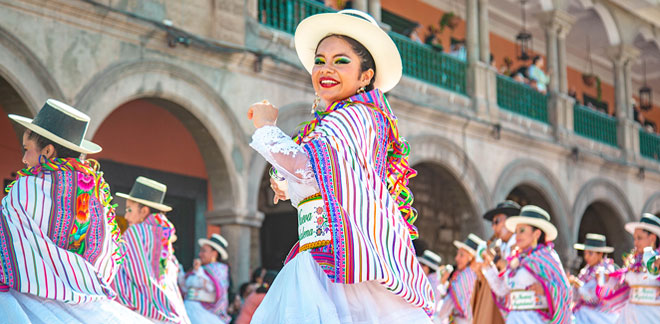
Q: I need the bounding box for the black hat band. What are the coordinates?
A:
[129,183,166,205]
[520,209,550,221]
[584,238,606,247]
[641,216,660,227]
[210,236,227,250]
[31,101,87,146]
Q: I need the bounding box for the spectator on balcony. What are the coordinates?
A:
[528,55,550,94]
[424,25,443,51]
[405,23,423,44]
[500,56,514,76]
[512,72,526,84]
[449,37,466,61]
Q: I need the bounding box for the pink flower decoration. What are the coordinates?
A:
[77,172,95,192]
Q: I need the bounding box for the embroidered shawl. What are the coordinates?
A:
[290,89,435,315]
[497,244,572,324]
[573,258,627,313]
[447,267,477,319]
[0,158,122,303]
[195,262,231,323]
[112,213,189,323]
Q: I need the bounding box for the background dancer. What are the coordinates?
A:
[113,177,190,323]
[436,234,484,324]
[570,233,623,324]
[482,205,572,324]
[180,234,232,324]
[0,100,149,323]
[616,213,660,323]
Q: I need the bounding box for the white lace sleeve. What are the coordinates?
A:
[482,265,511,297]
[250,125,316,185]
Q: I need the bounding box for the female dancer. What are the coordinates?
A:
[247,9,434,323]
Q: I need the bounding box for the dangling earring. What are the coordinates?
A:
[38,154,45,164]
[357,86,366,94]
[310,93,321,114]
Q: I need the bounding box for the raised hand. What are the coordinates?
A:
[248,100,279,128]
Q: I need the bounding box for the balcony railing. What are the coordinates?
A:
[573,103,618,147]
[496,75,548,124]
[389,32,467,95]
[258,0,333,34]
[640,129,660,161]
[257,0,467,95]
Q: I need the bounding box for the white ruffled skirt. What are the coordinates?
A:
[184,300,227,324]
[616,303,660,324]
[573,306,619,324]
[0,289,152,324]
[250,250,432,324]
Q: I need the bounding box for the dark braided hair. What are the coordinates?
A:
[316,34,377,91]
[26,129,81,159]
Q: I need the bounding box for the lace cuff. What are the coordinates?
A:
[482,265,510,297]
[250,125,316,184]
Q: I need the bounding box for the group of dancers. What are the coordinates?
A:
[422,201,660,324]
[0,8,659,324]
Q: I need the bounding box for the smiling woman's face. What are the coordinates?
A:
[311,36,373,104]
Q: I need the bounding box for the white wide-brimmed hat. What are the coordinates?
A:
[294,9,402,93]
[198,234,229,261]
[505,205,558,242]
[417,250,442,271]
[573,233,614,253]
[625,213,660,238]
[453,233,486,256]
[116,176,172,212]
[9,99,102,154]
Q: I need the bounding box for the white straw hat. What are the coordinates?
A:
[625,213,660,238]
[505,205,558,242]
[198,234,229,261]
[294,9,402,92]
[573,233,614,253]
[453,233,486,256]
[9,99,101,154]
[116,176,172,212]
[418,250,442,271]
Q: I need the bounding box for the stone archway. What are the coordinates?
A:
[643,192,660,215]
[76,59,250,282]
[407,134,491,261]
[572,178,634,264]
[493,159,571,262]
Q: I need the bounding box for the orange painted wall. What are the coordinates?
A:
[92,99,216,212]
[92,99,207,179]
[0,105,24,193]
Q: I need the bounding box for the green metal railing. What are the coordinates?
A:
[389,32,467,94]
[257,0,467,95]
[573,103,618,147]
[640,129,660,161]
[496,75,548,123]
[258,0,334,34]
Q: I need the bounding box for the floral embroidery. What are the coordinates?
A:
[77,171,95,192]
[75,193,91,223]
[315,215,330,236]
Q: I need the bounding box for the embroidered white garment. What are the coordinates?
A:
[483,266,545,323]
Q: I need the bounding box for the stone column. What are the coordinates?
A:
[206,207,264,287]
[608,45,640,158]
[478,0,490,64]
[352,0,368,12]
[368,0,381,22]
[466,0,479,65]
[557,30,569,93]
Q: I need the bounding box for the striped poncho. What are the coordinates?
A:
[183,262,231,322]
[286,89,435,315]
[0,158,122,302]
[497,243,572,324]
[447,267,478,319]
[112,213,189,323]
[573,258,627,314]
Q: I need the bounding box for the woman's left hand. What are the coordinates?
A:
[248,100,278,128]
[528,282,544,296]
